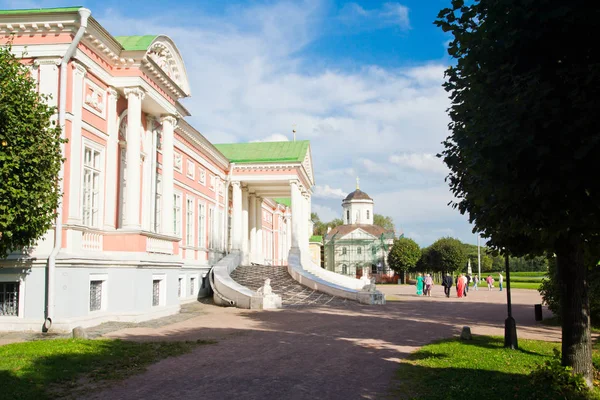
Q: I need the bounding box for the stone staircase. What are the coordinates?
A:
[230,265,349,308]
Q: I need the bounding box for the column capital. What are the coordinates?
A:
[107,86,119,99]
[160,114,178,128]
[34,57,61,66]
[231,181,241,188]
[71,60,87,76]
[124,87,146,101]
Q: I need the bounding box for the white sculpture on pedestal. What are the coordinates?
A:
[251,278,282,309]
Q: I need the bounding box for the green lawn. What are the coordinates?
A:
[392,336,599,400]
[0,338,213,400]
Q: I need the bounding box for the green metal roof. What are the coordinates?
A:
[214,141,309,164]
[0,6,82,15]
[114,35,159,51]
[274,198,291,207]
[310,235,323,243]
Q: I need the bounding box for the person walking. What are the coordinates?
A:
[499,273,504,291]
[465,273,471,294]
[486,275,494,291]
[462,274,468,297]
[416,273,424,296]
[456,274,465,298]
[424,274,433,297]
[472,275,479,291]
[442,273,453,298]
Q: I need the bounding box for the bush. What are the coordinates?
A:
[529,349,590,399]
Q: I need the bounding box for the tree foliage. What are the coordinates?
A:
[435,0,600,384]
[422,237,467,274]
[0,45,64,257]
[387,237,421,274]
[373,214,394,231]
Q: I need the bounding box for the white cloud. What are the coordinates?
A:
[251,133,290,142]
[381,3,411,29]
[311,203,339,222]
[339,2,411,30]
[389,153,448,175]
[313,184,346,199]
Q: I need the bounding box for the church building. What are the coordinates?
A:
[324,181,395,280]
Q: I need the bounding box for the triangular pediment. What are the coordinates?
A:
[338,228,377,241]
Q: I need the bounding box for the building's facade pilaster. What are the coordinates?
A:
[241,186,249,264]
[290,180,301,249]
[255,196,263,263]
[66,61,87,225]
[123,87,145,229]
[248,192,256,263]
[160,115,176,236]
[103,87,119,230]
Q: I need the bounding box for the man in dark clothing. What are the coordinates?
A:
[442,274,453,298]
[465,273,471,296]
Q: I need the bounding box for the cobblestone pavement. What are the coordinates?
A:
[89,285,564,400]
[230,264,350,307]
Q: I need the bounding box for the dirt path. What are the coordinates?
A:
[87,286,557,400]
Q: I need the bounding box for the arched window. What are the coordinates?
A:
[342,264,348,275]
[367,210,370,219]
[346,210,350,223]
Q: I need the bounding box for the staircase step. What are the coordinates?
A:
[230,265,349,308]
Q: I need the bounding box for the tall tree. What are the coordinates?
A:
[387,237,421,283]
[436,0,600,385]
[424,237,467,274]
[0,46,64,257]
[373,214,394,231]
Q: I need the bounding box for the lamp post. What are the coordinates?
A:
[504,252,518,349]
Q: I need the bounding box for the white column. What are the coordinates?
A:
[141,116,153,231]
[123,87,145,229]
[248,192,256,263]
[255,196,263,263]
[241,186,249,263]
[160,115,176,235]
[231,181,242,250]
[66,61,86,224]
[104,87,119,230]
[285,213,292,254]
[290,180,301,248]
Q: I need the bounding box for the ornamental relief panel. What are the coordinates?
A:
[83,79,106,119]
[147,43,182,87]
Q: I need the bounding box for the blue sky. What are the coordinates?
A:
[1,0,478,247]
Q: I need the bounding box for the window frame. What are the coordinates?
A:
[81,140,105,228]
[173,192,182,237]
[88,274,108,313]
[186,196,195,246]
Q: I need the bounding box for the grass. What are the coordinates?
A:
[509,271,548,277]
[392,335,600,400]
[0,338,214,400]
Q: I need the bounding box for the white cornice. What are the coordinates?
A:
[176,120,230,171]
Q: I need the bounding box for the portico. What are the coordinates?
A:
[216,141,315,267]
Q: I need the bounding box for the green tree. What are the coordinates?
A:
[387,237,421,283]
[0,46,64,257]
[425,237,467,274]
[373,214,394,231]
[436,0,600,384]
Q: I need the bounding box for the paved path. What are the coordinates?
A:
[231,265,350,307]
[88,285,560,400]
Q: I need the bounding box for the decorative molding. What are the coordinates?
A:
[124,87,146,101]
[34,57,61,66]
[107,86,119,99]
[160,114,178,128]
[83,78,106,118]
[71,60,87,75]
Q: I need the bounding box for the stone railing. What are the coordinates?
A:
[82,231,103,252]
[146,236,174,254]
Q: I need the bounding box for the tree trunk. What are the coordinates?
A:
[556,234,592,388]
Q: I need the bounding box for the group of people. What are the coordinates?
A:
[415,272,505,298]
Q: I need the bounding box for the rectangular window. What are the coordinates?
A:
[154,174,162,233]
[186,197,194,246]
[178,278,182,298]
[174,153,182,171]
[208,207,214,248]
[152,275,166,306]
[198,202,205,248]
[0,282,19,316]
[186,160,195,179]
[82,146,102,227]
[89,281,103,311]
[152,280,160,306]
[190,277,195,296]
[366,210,370,219]
[199,168,206,185]
[173,193,182,236]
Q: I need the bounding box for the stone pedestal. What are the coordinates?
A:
[251,293,282,309]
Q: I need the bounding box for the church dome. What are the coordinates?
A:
[343,189,372,201]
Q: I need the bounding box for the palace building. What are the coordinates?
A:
[0,7,384,331]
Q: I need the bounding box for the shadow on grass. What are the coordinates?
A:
[445,335,549,357]
[408,350,448,361]
[0,338,213,400]
[390,363,591,400]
